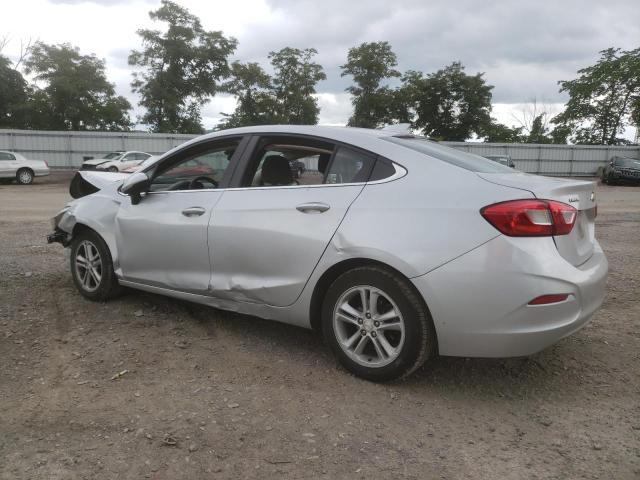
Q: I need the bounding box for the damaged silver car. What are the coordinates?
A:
[48,125,608,381]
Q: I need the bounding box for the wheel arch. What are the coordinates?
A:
[309,257,434,336]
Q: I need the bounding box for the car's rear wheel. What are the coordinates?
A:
[321,266,436,382]
[108,166,119,173]
[70,230,123,301]
[16,168,34,185]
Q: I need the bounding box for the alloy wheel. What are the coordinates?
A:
[18,170,33,184]
[74,240,103,292]
[333,285,405,367]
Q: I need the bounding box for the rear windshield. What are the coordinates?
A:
[385,137,514,173]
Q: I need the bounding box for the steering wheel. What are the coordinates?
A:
[188,176,218,189]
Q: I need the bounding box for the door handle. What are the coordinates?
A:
[296,202,330,214]
[181,207,206,217]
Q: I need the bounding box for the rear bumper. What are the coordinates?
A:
[412,236,608,358]
[35,168,50,177]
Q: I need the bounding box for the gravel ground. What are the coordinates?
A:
[1,172,639,479]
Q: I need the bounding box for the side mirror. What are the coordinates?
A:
[120,171,150,205]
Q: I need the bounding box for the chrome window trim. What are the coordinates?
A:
[121,163,407,196]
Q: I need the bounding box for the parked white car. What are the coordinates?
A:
[81,151,152,172]
[0,150,50,185]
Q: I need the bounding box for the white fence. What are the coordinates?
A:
[0,129,195,168]
[1,129,639,176]
[443,141,640,177]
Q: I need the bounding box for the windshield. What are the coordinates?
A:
[614,157,640,168]
[102,152,123,160]
[385,137,514,173]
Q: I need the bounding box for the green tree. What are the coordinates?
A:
[129,0,237,133]
[403,62,493,141]
[269,47,326,124]
[0,55,31,128]
[220,48,325,129]
[23,42,132,131]
[552,47,640,145]
[219,61,276,128]
[483,121,523,143]
[341,41,400,128]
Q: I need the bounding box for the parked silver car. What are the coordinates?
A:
[48,126,608,381]
[0,150,50,184]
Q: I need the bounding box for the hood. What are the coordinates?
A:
[82,158,110,166]
[69,170,127,199]
[95,160,117,169]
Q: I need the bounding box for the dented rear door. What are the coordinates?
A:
[208,184,364,307]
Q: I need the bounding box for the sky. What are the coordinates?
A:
[2,0,639,139]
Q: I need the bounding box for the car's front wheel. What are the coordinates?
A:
[70,230,123,301]
[322,266,436,382]
[108,166,119,173]
[16,168,34,185]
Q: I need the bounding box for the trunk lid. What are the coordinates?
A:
[477,172,597,266]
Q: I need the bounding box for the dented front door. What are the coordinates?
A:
[115,190,221,293]
[208,185,364,307]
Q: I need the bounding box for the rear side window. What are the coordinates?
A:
[0,152,16,160]
[369,157,397,181]
[325,147,376,184]
[385,137,513,173]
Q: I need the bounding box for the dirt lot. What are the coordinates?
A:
[1,172,639,479]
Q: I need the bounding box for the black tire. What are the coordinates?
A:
[321,266,437,382]
[16,168,34,185]
[108,166,119,173]
[70,229,123,301]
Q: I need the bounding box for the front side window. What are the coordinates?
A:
[149,139,240,192]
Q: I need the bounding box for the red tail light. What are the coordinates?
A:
[480,199,577,237]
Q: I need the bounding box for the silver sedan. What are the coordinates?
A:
[48,126,608,381]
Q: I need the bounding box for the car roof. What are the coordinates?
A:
[204,125,398,145]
